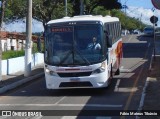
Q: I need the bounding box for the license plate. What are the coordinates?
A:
[70,78,80,81]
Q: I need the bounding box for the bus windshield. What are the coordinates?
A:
[45,24,105,66]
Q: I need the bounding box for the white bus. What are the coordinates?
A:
[44,15,123,89]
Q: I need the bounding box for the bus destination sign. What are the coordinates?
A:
[52,27,73,32]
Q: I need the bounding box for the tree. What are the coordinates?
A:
[3,0,26,22]
[32,0,66,27]
[109,9,146,31]
[4,0,121,28]
[0,0,7,27]
[71,0,122,15]
[4,0,146,31]
[5,0,73,27]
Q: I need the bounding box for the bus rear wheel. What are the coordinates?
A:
[115,68,120,75]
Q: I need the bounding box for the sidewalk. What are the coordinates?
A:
[0,65,44,94]
[141,38,160,118]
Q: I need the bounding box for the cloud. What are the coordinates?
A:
[126,6,160,26]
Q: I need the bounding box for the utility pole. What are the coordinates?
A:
[124,0,128,15]
[65,0,67,16]
[24,0,32,77]
[122,0,129,35]
[0,0,6,81]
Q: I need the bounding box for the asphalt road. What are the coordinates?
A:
[0,34,154,119]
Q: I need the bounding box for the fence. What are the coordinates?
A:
[2,53,44,75]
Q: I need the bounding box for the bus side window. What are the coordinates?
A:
[107,34,112,48]
[105,30,112,48]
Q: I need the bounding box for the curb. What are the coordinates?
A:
[0,72,44,94]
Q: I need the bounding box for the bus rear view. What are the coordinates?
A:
[44,15,122,89]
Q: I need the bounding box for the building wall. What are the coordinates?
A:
[1,38,28,51]
[0,31,41,52]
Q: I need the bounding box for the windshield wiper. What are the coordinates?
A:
[57,48,91,66]
[57,50,72,66]
[74,48,91,65]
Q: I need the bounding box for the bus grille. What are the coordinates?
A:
[59,82,93,87]
[58,72,92,77]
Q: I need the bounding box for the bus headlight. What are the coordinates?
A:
[92,62,106,74]
[45,68,58,76]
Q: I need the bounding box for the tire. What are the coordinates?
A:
[115,68,120,75]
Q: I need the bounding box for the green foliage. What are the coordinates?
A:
[92,6,110,16]
[4,0,26,22]
[2,42,44,60]
[110,9,146,31]
[32,42,44,53]
[4,0,121,25]
[3,0,145,31]
[2,50,25,60]
[4,0,73,27]
[70,0,121,15]
[32,43,38,54]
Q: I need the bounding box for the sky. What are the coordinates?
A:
[121,0,160,26]
[3,19,44,33]
[2,0,160,32]
[121,0,153,9]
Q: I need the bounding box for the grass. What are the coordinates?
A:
[2,50,25,60]
[2,42,44,60]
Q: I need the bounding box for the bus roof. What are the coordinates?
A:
[47,15,119,25]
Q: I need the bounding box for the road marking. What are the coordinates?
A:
[56,104,122,108]
[115,87,138,92]
[29,116,43,119]
[61,116,112,119]
[54,96,66,105]
[127,35,133,43]
[136,78,150,119]
[121,36,151,119]
[120,66,124,69]
[0,117,8,119]
[120,69,132,73]
[0,103,122,108]
[61,116,77,119]
[136,51,157,119]
[114,79,138,92]
[120,66,132,73]
[114,79,121,92]
[0,116,43,119]
[0,116,37,119]
[149,50,155,70]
